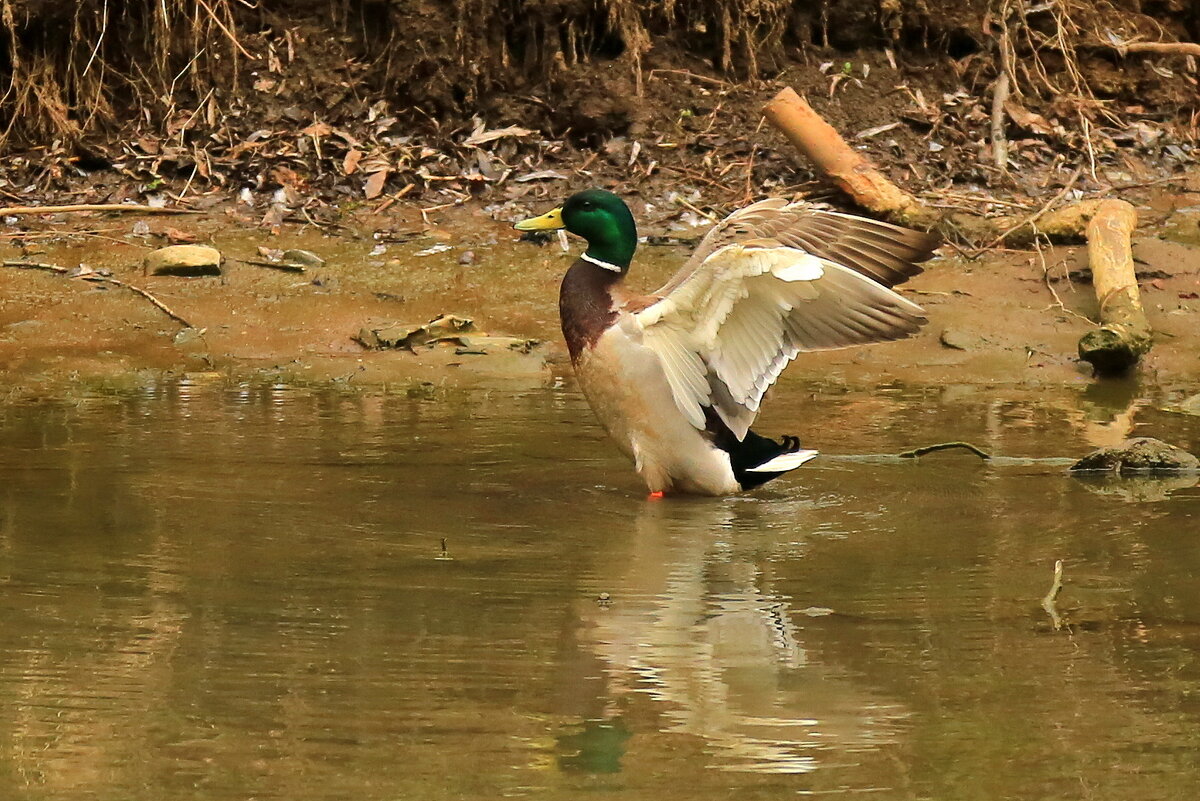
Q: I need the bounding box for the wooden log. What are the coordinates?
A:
[763,87,938,229]
[1077,199,1151,374]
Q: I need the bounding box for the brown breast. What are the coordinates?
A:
[559,259,622,362]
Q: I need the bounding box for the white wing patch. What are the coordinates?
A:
[632,244,925,440]
[771,253,824,282]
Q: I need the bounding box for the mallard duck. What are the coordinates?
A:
[515,189,938,496]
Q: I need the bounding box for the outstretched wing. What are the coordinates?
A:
[632,201,938,440]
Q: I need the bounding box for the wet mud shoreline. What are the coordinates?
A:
[2,191,1198,401]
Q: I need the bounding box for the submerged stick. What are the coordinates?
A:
[897,441,992,460]
[1077,199,1150,374]
[762,87,937,229]
[1041,559,1065,631]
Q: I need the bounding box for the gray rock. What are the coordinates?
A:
[1071,437,1199,473]
[145,245,222,276]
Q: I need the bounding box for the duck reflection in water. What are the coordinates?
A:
[559,498,907,776]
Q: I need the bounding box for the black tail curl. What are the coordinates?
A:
[703,408,806,490]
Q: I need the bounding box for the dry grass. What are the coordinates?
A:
[0,0,249,147]
[0,0,804,148]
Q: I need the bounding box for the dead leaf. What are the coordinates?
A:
[515,169,568,182]
[365,169,390,199]
[271,165,302,187]
[301,121,334,138]
[1005,100,1054,136]
[463,125,537,147]
[343,149,364,175]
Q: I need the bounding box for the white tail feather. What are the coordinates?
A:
[745,449,819,473]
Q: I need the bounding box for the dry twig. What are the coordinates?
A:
[2,260,194,328]
[0,204,195,216]
[975,167,1083,253]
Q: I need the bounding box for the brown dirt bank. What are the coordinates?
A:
[1,186,1198,403]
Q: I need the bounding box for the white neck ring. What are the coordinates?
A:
[581,252,622,272]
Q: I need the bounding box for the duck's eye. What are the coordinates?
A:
[579,201,593,210]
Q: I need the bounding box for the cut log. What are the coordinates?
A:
[762,87,938,229]
[1077,199,1150,374]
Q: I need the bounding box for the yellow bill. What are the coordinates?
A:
[514,207,565,231]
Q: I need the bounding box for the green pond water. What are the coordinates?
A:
[0,378,1197,800]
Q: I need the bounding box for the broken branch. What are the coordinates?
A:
[763,87,938,229]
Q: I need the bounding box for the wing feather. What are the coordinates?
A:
[631,201,937,439]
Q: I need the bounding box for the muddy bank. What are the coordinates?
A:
[2,187,1198,401]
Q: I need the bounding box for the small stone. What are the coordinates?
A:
[458,250,476,265]
[145,245,222,276]
[1071,437,1199,473]
[939,327,982,351]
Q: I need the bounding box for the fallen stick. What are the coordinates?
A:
[763,87,938,229]
[2,260,195,328]
[1077,199,1150,374]
[0,203,196,216]
[96,275,195,328]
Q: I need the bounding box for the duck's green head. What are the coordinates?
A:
[515,189,637,271]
